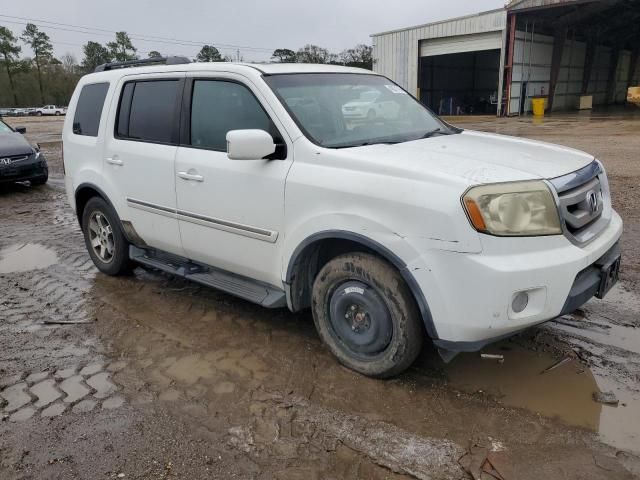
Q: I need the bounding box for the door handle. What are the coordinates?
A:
[177,171,204,182]
[106,157,123,166]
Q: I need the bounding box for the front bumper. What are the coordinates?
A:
[407,210,623,352]
[0,155,48,184]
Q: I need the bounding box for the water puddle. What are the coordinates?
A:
[0,243,58,273]
[445,342,640,454]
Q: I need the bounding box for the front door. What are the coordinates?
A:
[175,75,292,286]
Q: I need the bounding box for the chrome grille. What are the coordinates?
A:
[549,160,610,245]
[0,154,30,166]
[559,177,603,233]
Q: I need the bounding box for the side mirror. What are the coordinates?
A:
[15,126,27,134]
[226,129,276,160]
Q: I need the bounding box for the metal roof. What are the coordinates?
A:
[507,0,598,12]
[370,8,505,37]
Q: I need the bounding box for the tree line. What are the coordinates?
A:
[0,23,372,108]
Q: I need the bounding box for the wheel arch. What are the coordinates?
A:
[74,183,144,246]
[285,230,439,340]
[74,183,117,226]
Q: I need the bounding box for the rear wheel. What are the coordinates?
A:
[311,253,423,378]
[81,197,133,275]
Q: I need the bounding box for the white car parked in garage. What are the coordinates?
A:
[342,89,402,120]
[63,58,622,377]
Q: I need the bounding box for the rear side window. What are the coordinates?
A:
[116,80,181,144]
[190,80,275,151]
[73,83,109,136]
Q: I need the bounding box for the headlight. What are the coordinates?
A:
[462,180,561,236]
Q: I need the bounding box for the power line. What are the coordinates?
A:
[5,31,264,63]
[0,14,276,53]
[36,38,262,62]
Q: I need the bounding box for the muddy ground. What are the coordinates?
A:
[1,113,639,479]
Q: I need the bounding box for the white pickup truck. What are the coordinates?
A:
[34,105,66,116]
[63,59,622,378]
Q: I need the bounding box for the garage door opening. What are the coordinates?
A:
[419,50,501,115]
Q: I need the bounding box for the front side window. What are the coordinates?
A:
[0,120,12,133]
[116,80,181,144]
[190,80,275,151]
[264,73,454,148]
[72,82,109,136]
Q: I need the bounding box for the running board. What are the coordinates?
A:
[129,246,286,308]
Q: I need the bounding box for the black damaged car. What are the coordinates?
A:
[0,119,48,186]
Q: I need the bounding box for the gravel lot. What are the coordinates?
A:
[1,113,639,479]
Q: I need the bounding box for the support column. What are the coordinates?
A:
[606,48,621,104]
[582,37,596,94]
[547,28,567,112]
[504,13,517,116]
[627,49,639,89]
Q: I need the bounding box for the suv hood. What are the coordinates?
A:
[347,130,594,185]
[0,132,35,157]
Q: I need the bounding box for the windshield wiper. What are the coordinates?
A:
[419,128,451,139]
[331,140,401,148]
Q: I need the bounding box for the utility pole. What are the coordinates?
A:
[237,49,240,62]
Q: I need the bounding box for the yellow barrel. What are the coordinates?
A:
[532,98,545,116]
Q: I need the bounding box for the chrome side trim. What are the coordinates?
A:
[176,209,278,243]
[126,197,278,243]
[126,198,177,219]
[549,160,601,193]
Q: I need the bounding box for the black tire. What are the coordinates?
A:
[81,196,133,275]
[55,111,61,116]
[36,111,42,116]
[311,252,423,378]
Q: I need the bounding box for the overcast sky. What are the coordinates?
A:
[1,0,505,62]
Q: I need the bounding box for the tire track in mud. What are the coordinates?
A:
[0,361,126,422]
[2,177,640,478]
[1,181,100,374]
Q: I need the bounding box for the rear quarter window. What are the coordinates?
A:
[72,83,110,136]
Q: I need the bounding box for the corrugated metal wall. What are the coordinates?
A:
[510,30,553,114]
[589,45,613,106]
[510,31,636,113]
[372,10,507,96]
[554,37,586,110]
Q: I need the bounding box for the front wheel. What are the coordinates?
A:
[311,253,423,378]
[81,197,133,275]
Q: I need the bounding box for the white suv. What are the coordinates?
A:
[63,58,622,377]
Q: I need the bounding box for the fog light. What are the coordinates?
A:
[512,292,529,313]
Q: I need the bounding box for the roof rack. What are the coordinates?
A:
[94,56,191,72]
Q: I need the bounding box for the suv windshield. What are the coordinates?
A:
[0,121,12,134]
[264,73,454,148]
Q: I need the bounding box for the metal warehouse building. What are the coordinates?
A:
[371,0,640,115]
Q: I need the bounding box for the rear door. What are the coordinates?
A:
[174,73,292,286]
[102,73,186,255]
